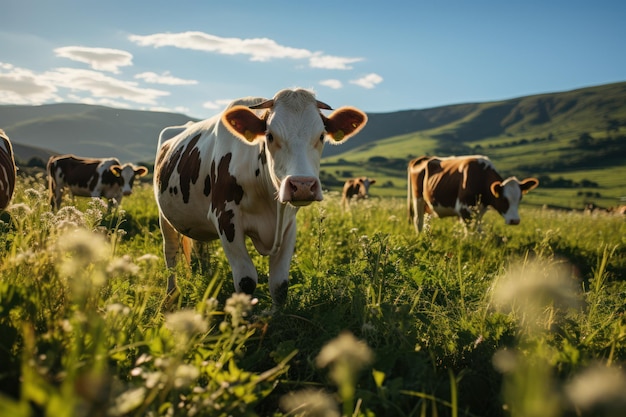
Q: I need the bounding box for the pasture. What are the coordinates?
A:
[0,174,625,417]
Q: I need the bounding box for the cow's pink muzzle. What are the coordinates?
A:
[280,176,323,206]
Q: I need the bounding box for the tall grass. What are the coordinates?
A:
[0,177,624,416]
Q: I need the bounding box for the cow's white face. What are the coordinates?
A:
[222,89,368,207]
[359,178,375,197]
[113,164,149,196]
[492,177,539,225]
[265,100,326,206]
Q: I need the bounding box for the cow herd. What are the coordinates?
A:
[1,88,622,306]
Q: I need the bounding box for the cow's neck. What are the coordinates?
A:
[255,145,297,256]
[268,202,288,255]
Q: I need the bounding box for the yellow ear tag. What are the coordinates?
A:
[244,130,255,141]
[230,119,237,126]
[334,130,345,141]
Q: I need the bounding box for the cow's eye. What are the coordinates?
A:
[319,133,325,142]
[266,133,274,143]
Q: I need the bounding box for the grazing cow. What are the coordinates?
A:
[47,154,148,210]
[0,129,17,211]
[407,155,539,233]
[154,88,367,305]
[607,205,626,215]
[341,177,376,208]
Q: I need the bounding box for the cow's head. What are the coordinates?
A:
[356,177,376,198]
[222,89,367,206]
[490,177,539,225]
[111,163,149,196]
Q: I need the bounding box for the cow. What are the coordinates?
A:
[407,155,539,233]
[341,177,376,209]
[154,88,367,306]
[607,205,626,215]
[47,154,149,210]
[0,129,17,211]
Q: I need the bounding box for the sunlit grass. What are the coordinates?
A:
[0,175,624,416]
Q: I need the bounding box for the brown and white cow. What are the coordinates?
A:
[0,129,17,211]
[47,154,149,210]
[154,88,367,305]
[407,155,539,233]
[341,177,376,209]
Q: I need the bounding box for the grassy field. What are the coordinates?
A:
[0,175,625,417]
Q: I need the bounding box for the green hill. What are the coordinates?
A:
[1,82,625,209]
[0,103,196,164]
[322,82,626,210]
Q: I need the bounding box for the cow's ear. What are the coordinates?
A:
[222,105,267,142]
[322,107,368,144]
[520,177,539,194]
[135,166,149,177]
[370,179,376,184]
[490,181,503,198]
[110,165,122,177]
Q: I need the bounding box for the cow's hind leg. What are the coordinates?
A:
[159,214,182,296]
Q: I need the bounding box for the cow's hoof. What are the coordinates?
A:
[272,281,289,306]
[239,277,256,295]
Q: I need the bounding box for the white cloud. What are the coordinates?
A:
[0,62,169,106]
[47,68,169,104]
[129,31,311,62]
[135,71,198,86]
[350,73,383,89]
[54,46,133,73]
[319,79,343,89]
[309,53,363,70]
[129,31,361,70]
[0,63,60,104]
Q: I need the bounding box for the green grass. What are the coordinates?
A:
[0,177,625,417]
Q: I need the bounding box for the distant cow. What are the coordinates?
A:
[407,155,539,233]
[341,177,376,208]
[0,129,17,210]
[154,88,367,305]
[607,205,626,215]
[47,154,148,210]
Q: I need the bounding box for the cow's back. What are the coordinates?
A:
[424,156,499,208]
[0,129,16,210]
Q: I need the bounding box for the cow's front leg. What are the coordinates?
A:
[220,232,259,296]
[415,198,426,233]
[268,219,296,306]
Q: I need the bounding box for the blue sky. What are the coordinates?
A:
[2,0,625,120]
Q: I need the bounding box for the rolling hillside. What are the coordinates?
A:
[322,82,626,209]
[0,103,196,164]
[1,82,625,209]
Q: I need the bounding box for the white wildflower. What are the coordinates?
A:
[565,364,626,412]
[107,255,140,276]
[173,364,200,388]
[165,310,208,341]
[280,389,340,417]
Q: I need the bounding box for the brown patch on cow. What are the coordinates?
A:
[157,142,183,195]
[177,134,202,204]
[208,153,244,242]
[50,156,107,189]
[203,174,211,196]
[0,132,16,210]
